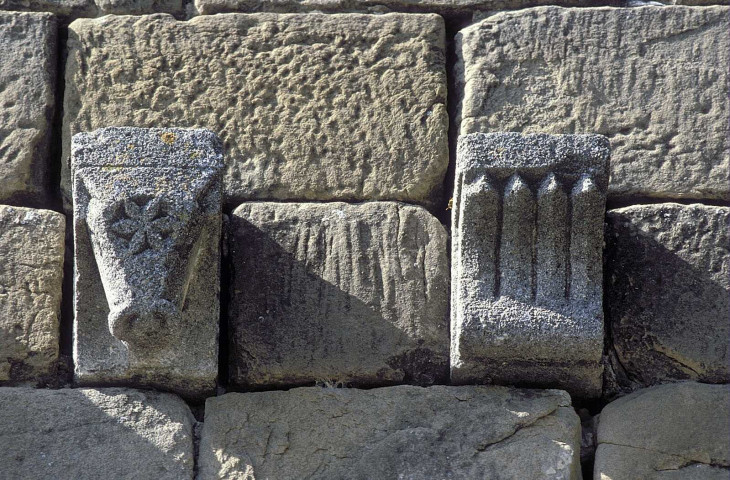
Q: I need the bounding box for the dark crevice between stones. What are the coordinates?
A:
[439,13,472,231]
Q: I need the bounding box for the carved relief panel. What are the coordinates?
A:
[72,127,223,399]
[451,133,610,397]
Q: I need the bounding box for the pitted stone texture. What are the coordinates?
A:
[199,385,581,480]
[0,206,64,383]
[63,13,448,209]
[0,12,56,206]
[457,6,729,201]
[452,133,609,397]
[0,0,94,17]
[595,382,730,480]
[0,387,195,479]
[605,204,729,391]
[229,202,449,388]
[72,127,222,400]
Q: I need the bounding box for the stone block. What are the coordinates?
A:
[605,204,729,390]
[0,0,184,19]
[0,12,56,206]
[63,13,448,209]
[199,385,581,480]
[451,132,609,397]
[595,382,730,479]
[0,387,195,479]
[228,201,449,388]
[72,127,222,400]
[457,6,729,201]
[193,0,604,16]
[0,206,64,383]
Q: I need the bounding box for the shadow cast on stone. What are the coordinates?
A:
[226,215,449,392]
[604,216,729,393]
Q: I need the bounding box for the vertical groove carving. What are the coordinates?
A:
[457,174,499,299]
[570,175,603,308]
[536,173,569,307]
[499,174,535,301]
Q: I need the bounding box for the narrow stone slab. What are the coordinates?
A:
[451,133,609,397]
[63,13,448,209]
[605,204,729,391]
[194,0,603,15]
[0,12,56,205]
[0,387,195,479]
[0,206,64,383]
[228,202,449,388]
[595,382,730,479]
[457,6,729,201]
[199,385,581,480]
[72,127,222,400]
[0,0,184,18]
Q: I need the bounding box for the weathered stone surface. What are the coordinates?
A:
[0,0,184,19]
[193,0,609,16]
[199,385,581,480]
[0,387,195,479]
[72,127,222,399]
[63,13,448,209]
[457,6,729,201]
[605,204,729,390]
[228,202,449,388]
[595,382,730,479]
[452,133,609,397]
[0,206,64,383]
[0,12,56,205]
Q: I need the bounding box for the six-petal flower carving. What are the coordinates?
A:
[110,197,176,255]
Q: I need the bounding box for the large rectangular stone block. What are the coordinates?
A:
[199,385,581,480]
[595,382,730,480]
[605,204,729,392]
[0,12,56,206]
[0,387,195,479]
[72,127,222,400]
[457,6,729,201]
[63,13,448,209]
[451,133,609,397]
[228,202,449,388]
[0,205,64,383]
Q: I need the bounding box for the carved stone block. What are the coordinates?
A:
[228,202,449,388]
[72,127,223,399]
[451,132,609,397]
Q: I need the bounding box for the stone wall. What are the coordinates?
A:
[0,0,727,478]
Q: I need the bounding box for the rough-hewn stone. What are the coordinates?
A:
[0,387,195,479]
[457,6,729,201]
[451,133,609,397]
[0,0,184,19]
[0,206,64,383]
[0,12,56,206]
[605,204,729,391]
[228,202,449,388]
[199,385,581,480]
[595,382,730,480]
[72,127,222,400]
[63,13,448,209]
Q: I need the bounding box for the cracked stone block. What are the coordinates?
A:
[605,204,729,391]
[457,6,730,201]
[0,205,64,383]
[72,127,222,400]
[228,202,449,388]
[451,133,609,398]
[595,382,730,480]
[0,12,56,206]
[199,385,581,480]
[62,13,448,210]
[0,387,195,479]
